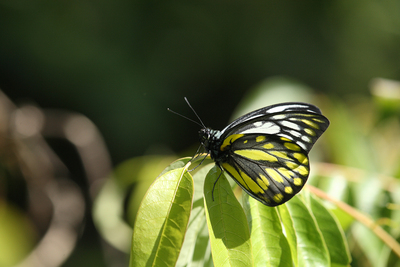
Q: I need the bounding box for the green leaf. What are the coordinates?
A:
[277,204,298,265]
[159,157,192,177]
[120,155,178,226]
[352,223,384,267]
[316,175,354,231]
[278,196,330,267]
[176,163,214,267]
[329,207,354,232]
[94,155,177,252]
[160,156,214,179]
[129,167,194,267]
[178,219,213,267]
[242,195,292,267]
[204,167,253,267]
[307,194,351,266]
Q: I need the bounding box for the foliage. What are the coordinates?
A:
[128,155,352,267]
[126,79,348,266]
[95,78,400,266]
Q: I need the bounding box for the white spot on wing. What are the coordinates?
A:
[301,135,312,143]
[240,122,280,134]
[280,133,293,141]
[267,104,308,114]
[289,130,301,137]
[282,121,301,130]
[271,114,286,120]
[297,141,307,150]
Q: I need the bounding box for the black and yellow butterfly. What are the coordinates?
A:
[197,102,329,207]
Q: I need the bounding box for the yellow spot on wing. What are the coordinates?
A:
[284,143,301,151]
[234,149,278,162]
[240,170,264,194]
[302,119,319,129]
[296,165,309,176]
[266,169,283,183]
[273,193,284,203]
[286,162,308,176]
[259,174,270,187]
[297,113,314,117]
[257,177,268,190]
[220,134,244,151]
[281,137,291,142]
[278,168,295,179]
[286,161,308,176]
[285,186,293,194]
[286,162,298,169]
[256,136,266,142]
[221,163,249,190]
[263,143,274,149]
[293,178,303,186]
[312,118,325,123]
[270,151,290,160]
[304,128,316,136]
[293,153,308,164]
[221,163,263,193]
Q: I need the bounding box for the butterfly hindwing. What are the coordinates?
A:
[219,134,310,206]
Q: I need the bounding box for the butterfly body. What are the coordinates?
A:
[199,102,329,207]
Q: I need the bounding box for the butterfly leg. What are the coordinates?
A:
[189,150,209,172]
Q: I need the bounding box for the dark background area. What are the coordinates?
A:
[2,0,399,165]
[1,1,400,266]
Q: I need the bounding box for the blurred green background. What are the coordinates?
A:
[1,0,400,266]
[2,0,400,163]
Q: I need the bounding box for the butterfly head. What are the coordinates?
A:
[199,128,211,147]
[199,128,222,157]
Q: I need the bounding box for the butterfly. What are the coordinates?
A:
[196,101,330,207]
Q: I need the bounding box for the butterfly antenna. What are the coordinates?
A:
[167,108,203,127]
[184,97,207,128]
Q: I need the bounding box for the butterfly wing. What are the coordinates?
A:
[219,134,310,206]
[220,102,329,151]
[220,102,324,132]
[216,102,329,206]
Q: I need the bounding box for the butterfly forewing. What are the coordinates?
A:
[220,102,324,135]
[229,111,329,152]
